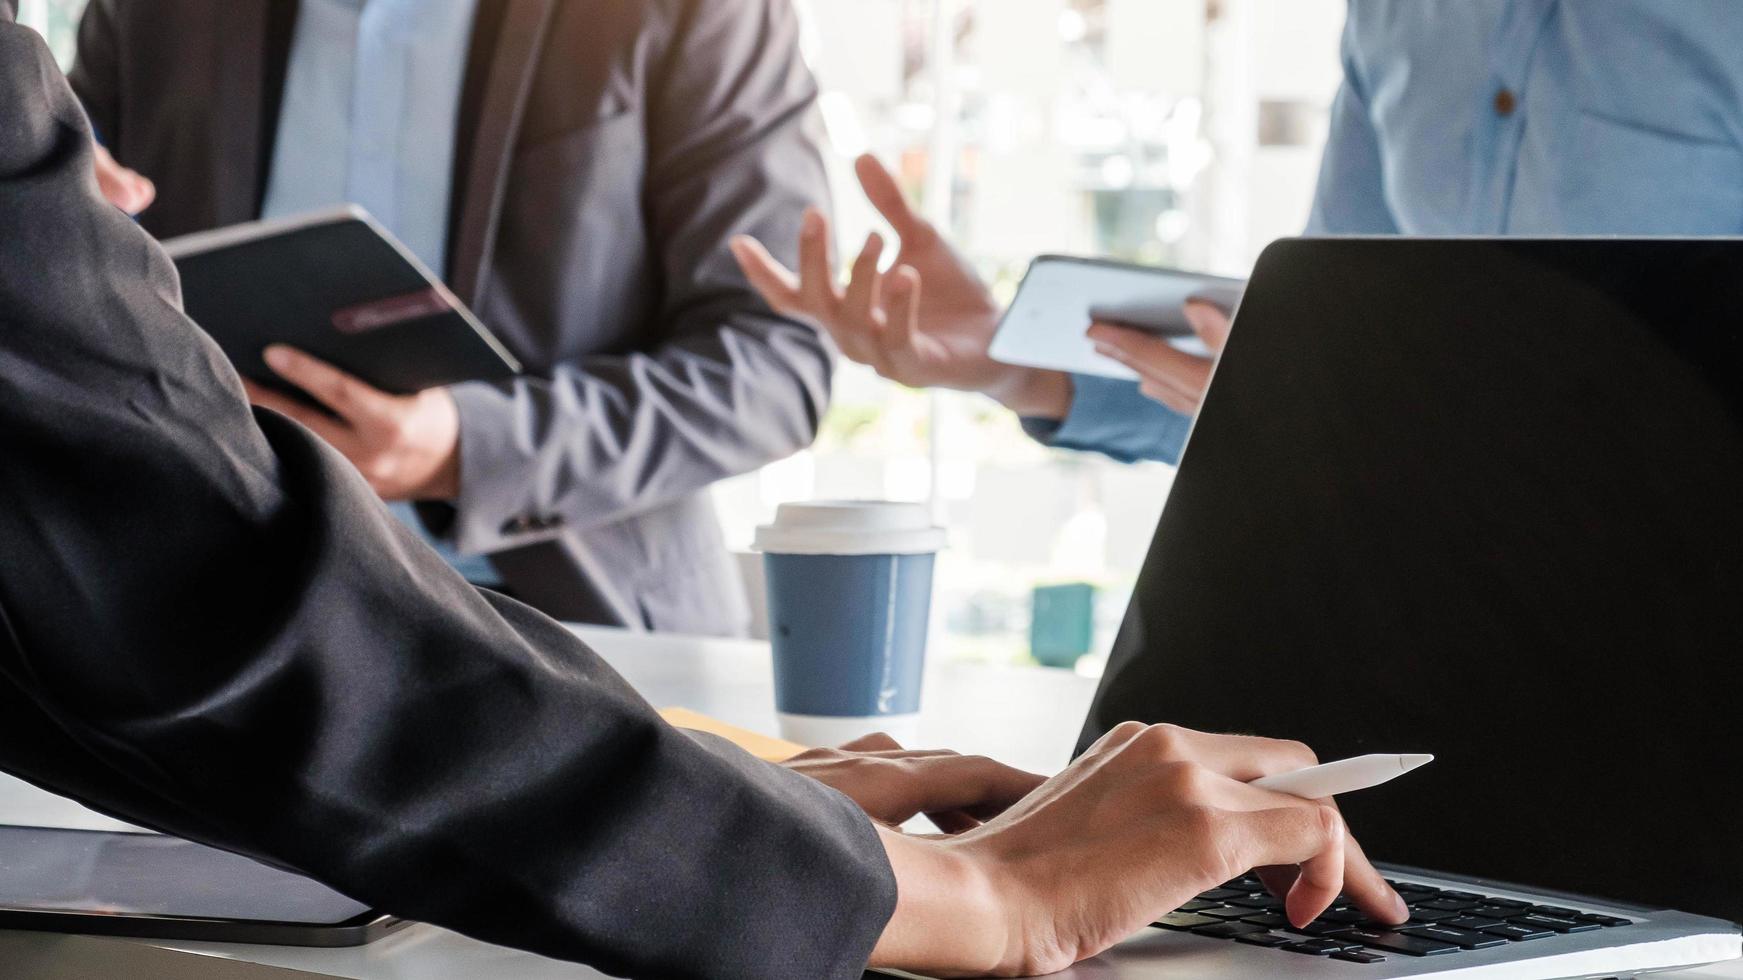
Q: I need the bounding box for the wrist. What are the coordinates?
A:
[411,446,461,501]
[870,828,1010,977]
[986,367,1074,421]
[407,389,462,501]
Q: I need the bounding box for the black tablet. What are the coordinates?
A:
[0,825,408,946]
[162,206,520,399]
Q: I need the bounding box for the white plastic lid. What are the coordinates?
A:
[753,501,947,556]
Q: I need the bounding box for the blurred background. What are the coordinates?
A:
[20,0,1347,672]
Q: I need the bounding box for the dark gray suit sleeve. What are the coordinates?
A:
[0,21,895,980]
[445,0,834,555]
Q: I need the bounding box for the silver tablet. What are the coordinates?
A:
[0,825,407,946]
[989,255,1245,379]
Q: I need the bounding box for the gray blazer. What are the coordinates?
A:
[69,0,835,635]
[0,14,894,976]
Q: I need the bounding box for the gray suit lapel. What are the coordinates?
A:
[211,0,270,224]
[450,0,559,307]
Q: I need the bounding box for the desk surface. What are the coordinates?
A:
[0,626,1737,979]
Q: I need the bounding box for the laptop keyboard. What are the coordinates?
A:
[1154,876,1634,963]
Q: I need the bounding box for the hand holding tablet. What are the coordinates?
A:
[988,255,1246,380]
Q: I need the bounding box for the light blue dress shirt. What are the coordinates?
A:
[1040,0,1743,464]
[260,0,495,583]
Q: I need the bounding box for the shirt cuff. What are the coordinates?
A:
[448,381,567,555]
[1020,373,1192,465]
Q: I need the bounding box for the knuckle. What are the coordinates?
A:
[1179,802,1221,842]
[1138,723,1189,761]
[1177,805,1238,884]
[1156,760,1210,798]
[1280,739,1319,767]
[1110,720,1148,741]
[956,753,993,772]
[1099,721,1148,756]
[836,757,885,783]
[1313,804,1345,843]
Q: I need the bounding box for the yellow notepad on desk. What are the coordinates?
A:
[658,707,808,762]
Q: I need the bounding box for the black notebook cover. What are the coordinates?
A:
[163,206,520,397]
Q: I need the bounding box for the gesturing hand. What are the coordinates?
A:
[871,723,1408,978]
[92,145,155,215]
[784,733,1046,834]
[244,345,461,502]
[730,154,1074,419]
[1088,300,1234,415]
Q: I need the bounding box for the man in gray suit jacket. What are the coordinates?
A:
[70,0,835,634]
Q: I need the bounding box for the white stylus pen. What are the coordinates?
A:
[1248,754,1434,799]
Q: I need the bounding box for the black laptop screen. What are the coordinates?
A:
[1079,239,1743,923]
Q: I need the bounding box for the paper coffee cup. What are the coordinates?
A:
[754,502,945,748]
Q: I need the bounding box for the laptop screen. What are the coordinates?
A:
[1079,239,1743,924]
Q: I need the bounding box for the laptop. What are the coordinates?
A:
[899,238,1743,978]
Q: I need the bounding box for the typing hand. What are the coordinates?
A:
[871,723,1408,977]
[244,345,461,502]
[92,145,155,215]
[784,733,1046,835]
[1087,300,1233,415]
[730,154,1073,419]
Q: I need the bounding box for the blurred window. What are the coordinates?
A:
[718,0,1346,671]
[16,0,84,66]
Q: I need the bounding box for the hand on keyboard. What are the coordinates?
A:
[868,722,1408,977]
[783,731,1047,833]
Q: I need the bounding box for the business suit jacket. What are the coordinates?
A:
[0,16,893,977]
[67,0,836,634]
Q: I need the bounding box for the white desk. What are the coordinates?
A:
[0,626,1736,979]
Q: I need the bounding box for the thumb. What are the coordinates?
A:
[1183,301,1233,353]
